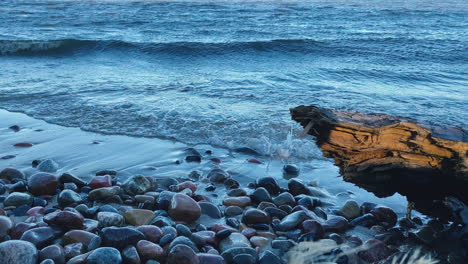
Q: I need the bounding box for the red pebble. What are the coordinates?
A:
[88,175,112,189]
[247,158,262,164]
[177,181,197,193]
[14,142,33,147]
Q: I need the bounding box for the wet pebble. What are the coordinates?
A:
[86,247,122,264]
[169,193,201,223]
[28,173,59,196]
[124,209,156,226]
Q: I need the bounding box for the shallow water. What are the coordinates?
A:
[0,0,466,160]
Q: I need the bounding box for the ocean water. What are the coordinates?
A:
[0,0,467,159]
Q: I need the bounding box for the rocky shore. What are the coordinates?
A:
[0,148,467,264]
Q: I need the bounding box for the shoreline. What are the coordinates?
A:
[3,109,464,263]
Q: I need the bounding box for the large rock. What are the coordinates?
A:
[168,193,201,223]
[291,105,468,217]
[28,173,59,196]
[0,240,38,264]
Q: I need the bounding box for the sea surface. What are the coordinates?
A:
[0,0,467,160]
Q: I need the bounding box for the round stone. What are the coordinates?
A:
[168,193,201,223]
[39,245,65,264]
[0,215,13,239]
[0,168,25,181]
[288,179,308,196]
[124,209,156,226]
[63,230,101,251]
[97,212,125,228]
[207,169,229,183]
[101,227,145,250]
[223,196,251,208]
[122,175,152,195]
[86,247,122,264]
[199,202,222,218]
[4,192,33,207]
[256,177,280,195]
[241,208,271,225]
[219,233,251,252]
[136,240,163,261]
[0,240,38,264]
[88,175,112,189]
[338,200,361,220]
[58,190,83,207]
[88,186,120,201]
[43,210,84,230]
[28,173,59,196]
[20,227,56,249]
[136,225,163,243]
[37,160,59,173]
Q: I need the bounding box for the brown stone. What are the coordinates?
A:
[222,196,251,208]
[88,175,112,189]
[28,173,59,196]
[124,209,155,226]
[168,193,201,223]
[136,240,163,261]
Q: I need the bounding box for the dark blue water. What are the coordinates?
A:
[0,0,467,158]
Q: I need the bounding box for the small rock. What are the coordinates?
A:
[259,250,282,264]
[288,179,308,196]
[256,177,280,195]
[88,186,120,201]
[58,189,83,207]
[277,211,309,231]
[168,193,201,223]
[323,215,349,233]
[63,230,101,251]
[39,245,65,264]
[20,227,56,249]
[122,246,140,264]
[283,164,300,176]
[221,247,258,264]
[167,244,197,264]
[358,239,396,262]
[4,192,33,207]
[271,239,296,252]
[223,196,251,208]
[207,169,229,183]
[28,173,59,196]
[225,206,243,217]
[300,220,324,241]
[98,212,125,227]
[64,243,83,259]
[272,192,295,207]
[86,247,122,264]
[37,160,59,173]
[124,209,155,226]
[14,142,33,147]
[136,225,163,243]
[219,233,251,252]
[0,216,13,239]
[250,236,269,248]
[241,208,271,225]
[0,168,25,181]
[101,226,145,250]
[122,175,152,195]
[88,175,112,189]
[156,191,176,210]
[136,240,163,261]
[338,200,361,220]
[349,213,378,227]
[250,187,272,203]
[60,173,87,187]
[199,202,222,218]
[43,210,84,230]
[370,206,397,228]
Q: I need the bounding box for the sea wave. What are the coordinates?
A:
[0,38,325,55]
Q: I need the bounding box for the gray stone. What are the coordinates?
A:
[58,189,83,207]
[4,192,33,207]
[0,240,38,264]
[37,160,59,173]
[199,202,222,218]
[98,212,125,227]
[122,175,152,195]
[86,247,122,264]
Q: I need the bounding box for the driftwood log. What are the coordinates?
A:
[291,105,468,217]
